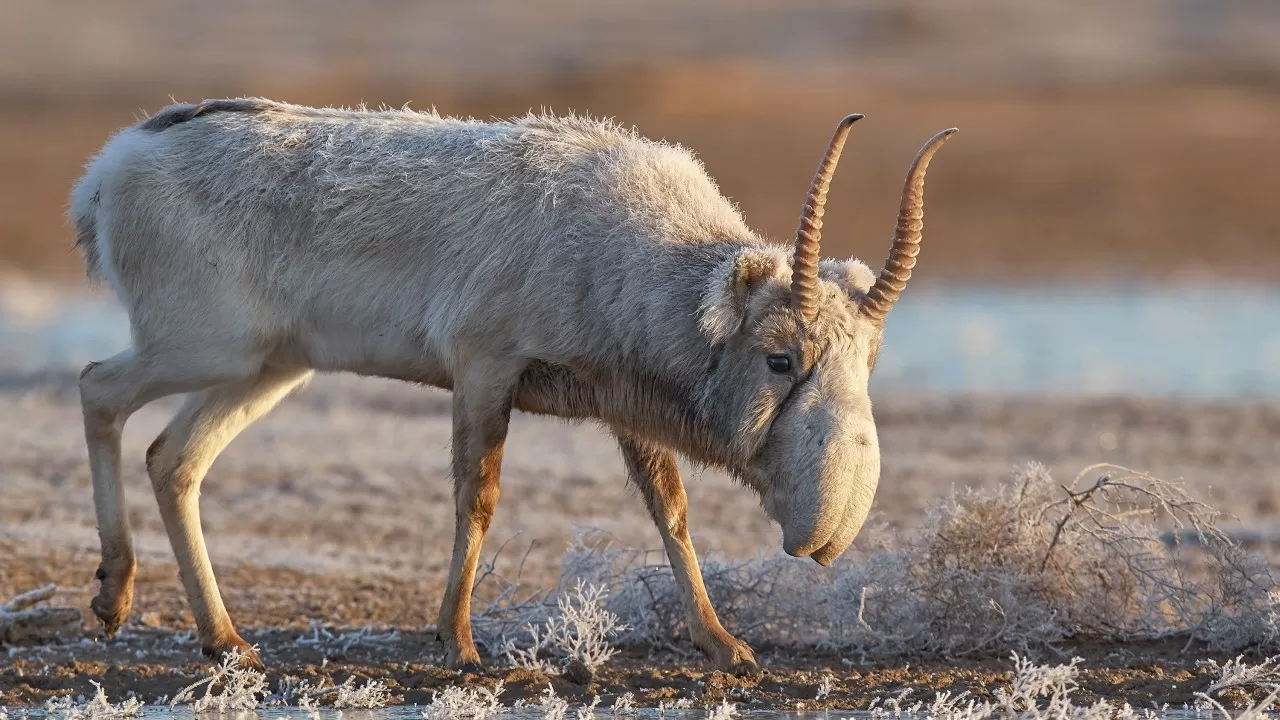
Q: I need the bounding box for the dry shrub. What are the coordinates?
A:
[478,462,1280,661]
[837,462,1278,656]
[502,579,629,673]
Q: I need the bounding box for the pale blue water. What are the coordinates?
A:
[873,283,1280,398]
[3,282,1279,399]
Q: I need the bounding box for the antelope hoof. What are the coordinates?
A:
[704,634,758,672]
[90,564,135,637]
[445,644,483,670]
[202,634,264,671]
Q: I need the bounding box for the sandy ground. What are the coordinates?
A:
[3,369,1280,706]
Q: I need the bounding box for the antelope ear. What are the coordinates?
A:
[819,258,876,306]
[699,247,788,343]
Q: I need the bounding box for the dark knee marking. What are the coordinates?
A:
[79,360,121,430]
[146,427,176,484]
[146,432,197,497]
[80,361,102,381]
[145,432,168,473]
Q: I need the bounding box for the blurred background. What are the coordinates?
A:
[3,0,1280,394]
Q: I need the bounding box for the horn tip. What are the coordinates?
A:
[842,113,865,126]
[920,127,958,153]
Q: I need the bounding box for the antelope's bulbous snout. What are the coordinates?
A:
[810,461,879,565]
[764,381,880,563]
[780,515,838,559]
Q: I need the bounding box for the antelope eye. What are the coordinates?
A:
[766,354,792,374]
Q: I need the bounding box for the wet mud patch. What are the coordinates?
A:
[1,629,1271,710]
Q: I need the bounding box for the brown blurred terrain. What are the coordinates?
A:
[3,0,1280,284]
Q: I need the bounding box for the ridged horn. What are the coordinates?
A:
[859,127,957,323]
[791,113,863,322]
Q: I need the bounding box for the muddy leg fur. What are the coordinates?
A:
[617,432,757,669]
[145,366,313,667]
[436,359,523,668]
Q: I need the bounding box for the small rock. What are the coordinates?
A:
[564,658,595,685]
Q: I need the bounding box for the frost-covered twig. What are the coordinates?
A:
[331,675,400,708]
[576,695,602,720]
[535,684,569,720]
[706,699,737,720]
[612,692,637,715]
[815,673,835,700]
[42,680,142,720]
[504,578,627,673]
[1195,688,1280,720]
[293,620,401,653]
[169,646,267,712]
[0,584,82,644]
[1202,654,1280,695]
[470,534,555,655]
[421,682,506,720]
[868,653,1153,720]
